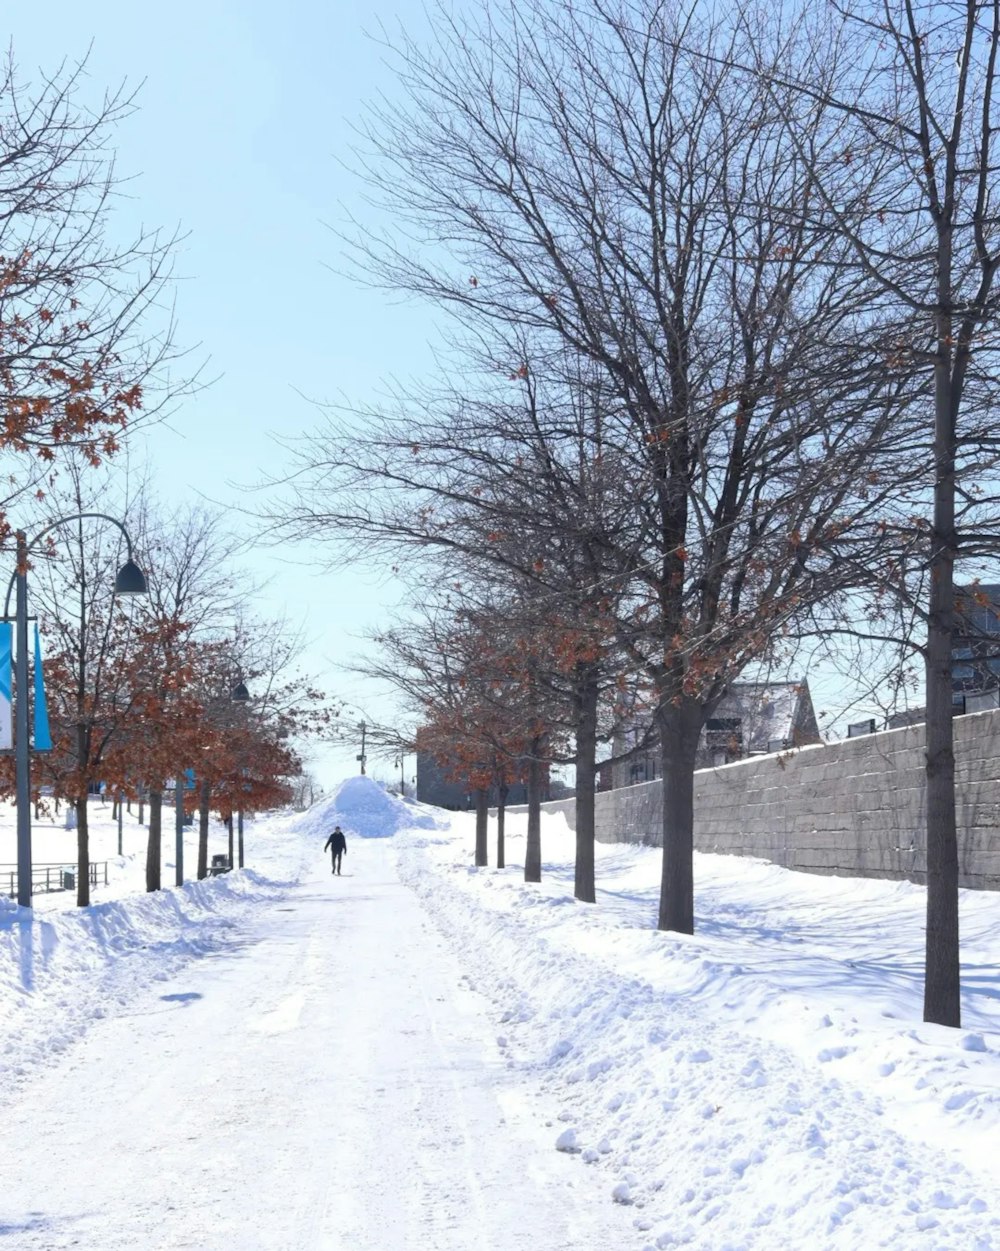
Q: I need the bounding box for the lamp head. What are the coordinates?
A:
[114,559,148,596]
[231,681,250,703]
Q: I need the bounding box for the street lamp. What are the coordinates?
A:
[4,513,147,908]
[114,559,148,596]
[232,678,250,869]
[395,754,406,797]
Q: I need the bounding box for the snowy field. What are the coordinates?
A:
[1,778,998,1249]
[0,792,263,914]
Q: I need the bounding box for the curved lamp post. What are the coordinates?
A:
[4,513,147,908]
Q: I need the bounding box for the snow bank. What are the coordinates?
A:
[397,809,1000,1251]
[296,774,442,841]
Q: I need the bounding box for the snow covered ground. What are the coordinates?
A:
[0,791,283,915]
[1,778,999,1249]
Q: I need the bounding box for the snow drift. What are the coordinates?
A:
[297,774,442,841]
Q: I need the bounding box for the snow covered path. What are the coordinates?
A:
[4,781,1000,1249]
[0,841,624,1250]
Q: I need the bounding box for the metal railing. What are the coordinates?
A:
[0,860,109,899]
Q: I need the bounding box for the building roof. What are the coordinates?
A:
[710,681,811,752]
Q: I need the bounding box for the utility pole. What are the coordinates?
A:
[357,721,367,775]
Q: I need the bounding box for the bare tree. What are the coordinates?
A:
[273,0,913,936]
[749,0,1000,1027]
[190,615,332,876]
[291,770,324,811]
[0,49,190,517]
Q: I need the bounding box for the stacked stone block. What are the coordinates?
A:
[500,709,1000,889]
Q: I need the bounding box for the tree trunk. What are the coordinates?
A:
[496,782,508,869]
[524,739,543,883]
[474,788,488,866]
[145,789,162,892]
[925,605,960,1027]
[657,701,702,934]
[924,284,961,1027]
[226,814,234,870]
[573,666,600,903]
[138,785,145,825]
[75,795,90,908]
[198,778,211,880]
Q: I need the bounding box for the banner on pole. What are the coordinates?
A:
[0,622,11,751]
[33,624,52,752]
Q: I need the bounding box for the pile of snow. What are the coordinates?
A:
[296,774,442,841]
[396,808,1000,1250]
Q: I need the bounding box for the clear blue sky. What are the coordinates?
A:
[7,0,908,788]
[9,0,450,788]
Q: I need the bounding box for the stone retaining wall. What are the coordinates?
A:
[501,708,1000,890]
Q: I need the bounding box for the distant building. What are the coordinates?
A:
[547,777,575,801]
[415,749,535,809]
[952,584,1000,703]
[699,680,821,767]
[609,680,821,788]
[415,752,472,810]
[885,707,927,730]
[886,585,1000,728]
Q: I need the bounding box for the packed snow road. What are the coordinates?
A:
[0,839,625,1250]
[4,778,1000,1249]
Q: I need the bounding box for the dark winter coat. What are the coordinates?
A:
[324,829,347,855]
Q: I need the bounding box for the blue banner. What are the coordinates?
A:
[0,622,10,751]
[33,624,52,752]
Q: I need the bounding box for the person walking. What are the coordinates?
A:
[324,825,347,875]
